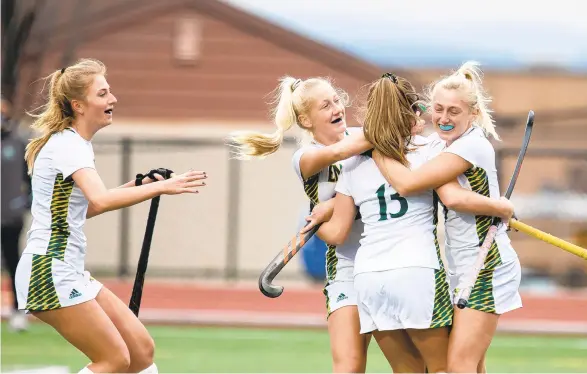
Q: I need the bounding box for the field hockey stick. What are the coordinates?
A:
[509,218,587,260]
[129,168,174,317]
[258,222,321,298]
[455,110,534,309]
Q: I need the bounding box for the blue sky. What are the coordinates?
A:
[223,0,587,71]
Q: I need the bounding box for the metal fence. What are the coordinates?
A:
[88,135,304,281]
[69,137,587,287]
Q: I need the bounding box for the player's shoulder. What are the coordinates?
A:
[50,128,83,144]
[454,127,494,152]
[293,141,321,155]
[292,142,319,164]
[46,129,91,158]
[340,153,367,174]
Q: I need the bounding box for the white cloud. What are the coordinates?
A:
[222,0,587,68]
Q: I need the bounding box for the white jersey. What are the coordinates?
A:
[23,128,95,272]
[442,126,518,275]
[292,129,363,284]
[335,135,442,275]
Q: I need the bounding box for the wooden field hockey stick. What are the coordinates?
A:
[455,110,535,309]
[129,168,174,317]
[509,218,587,260]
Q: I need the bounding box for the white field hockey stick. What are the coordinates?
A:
[455,110,534,309]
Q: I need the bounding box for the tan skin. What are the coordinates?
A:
[293,81,375,373]
[371,87,513,373]
[32,74,207,373]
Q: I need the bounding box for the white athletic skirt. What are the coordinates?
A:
[354,267,453,334]
[448,259,522,315]
[15,253,103,312]
[323,281,358,318]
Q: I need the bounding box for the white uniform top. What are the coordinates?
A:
[335,135,442,276]
[23,128,95,272]
[292,128,364,284]
[441,126,517,275]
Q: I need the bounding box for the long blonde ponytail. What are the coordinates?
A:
[228,76,299,159]
[25,69,72,174]
[24,58,106,174]
[227,76,348,159]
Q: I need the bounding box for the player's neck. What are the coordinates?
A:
[313,132,344,147]
[70,121,97,141]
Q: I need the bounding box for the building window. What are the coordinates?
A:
[173,14,202,64]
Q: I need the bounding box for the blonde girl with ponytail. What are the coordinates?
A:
[229,76,373,373]
[16,58,207,374]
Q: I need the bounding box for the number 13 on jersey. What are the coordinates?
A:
[376,184,408,221]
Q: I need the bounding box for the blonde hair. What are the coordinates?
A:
[228,76,348,159]
[428,61,499,140]
[360,73,422,166]
[24,58,107,174]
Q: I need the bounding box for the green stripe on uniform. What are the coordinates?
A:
[325,244,338,281]
[467,269,496,313]
[304,167,341,283]
[462,167,500,314]
[26,254,61,311]
[322,288,331,318]
[430,192,453,328]
[46,173,74,261]
[430,268,453,328]
[464,167,503,270]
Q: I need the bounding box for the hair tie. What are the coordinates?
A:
[291,79,302,91]
[381,72,398,84]
[60,98,74,117]
[61,67,66,74]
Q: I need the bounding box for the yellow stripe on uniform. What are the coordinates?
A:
[46,173,74,261]
[303,174,320,210]
[464,167,502,269]
[430,192,453,328]
[26,254,61,311]
[464,167,498,313]
[467,269,496,313]
[304,167,341,282]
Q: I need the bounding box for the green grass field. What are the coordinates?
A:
[2,322,586,373]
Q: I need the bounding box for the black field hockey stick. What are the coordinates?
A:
[258,222,321,298]
[129,168,174,317]
[455,110,534,309]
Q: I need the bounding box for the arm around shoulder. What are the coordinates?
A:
[374,150,472,196]
[436,180,514,220]
[298,131,371,180]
